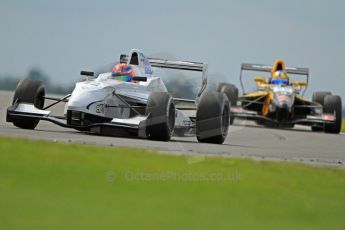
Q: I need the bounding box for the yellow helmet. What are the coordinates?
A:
[271,70,288,85]
[272,70,288,79]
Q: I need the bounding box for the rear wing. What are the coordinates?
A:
[120,54,208,99]
[240,63,310,95]
[241,63,309,76]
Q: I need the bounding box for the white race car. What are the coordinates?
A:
[7,49,230,143]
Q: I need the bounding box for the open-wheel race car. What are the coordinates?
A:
[7,49,231,143]
[222,59,342,133]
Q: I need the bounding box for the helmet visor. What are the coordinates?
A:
[272,79,288,85]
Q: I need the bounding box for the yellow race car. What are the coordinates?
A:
[227,59,342,133]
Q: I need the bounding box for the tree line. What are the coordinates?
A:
[0,67,74,95]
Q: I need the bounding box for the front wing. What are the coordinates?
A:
[7,103,148,137]
[231,106,336,126]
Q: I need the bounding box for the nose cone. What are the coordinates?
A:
[67,81,111,110]
[274,93,294,109]
[278,102,289,110]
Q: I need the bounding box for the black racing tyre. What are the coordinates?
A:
[216,83,239,96]
[323,95,342,134]
[217,82,239,105]
[311,91,331,132]
[196,91,230,144]
[12,78,45,129]
[312,91,331,105]
[146,92,175,141]
[217,82,238,125]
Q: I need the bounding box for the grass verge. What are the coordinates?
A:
[342,118,345,132]
[1,136,345,230]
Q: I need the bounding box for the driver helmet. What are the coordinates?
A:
[271,70,288,85]
[112,63,134,82]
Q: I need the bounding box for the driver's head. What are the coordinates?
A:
[112,63,133,82]
[271,70,288,85]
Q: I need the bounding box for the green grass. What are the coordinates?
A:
[1,137,345,230]
[342,118,345,132]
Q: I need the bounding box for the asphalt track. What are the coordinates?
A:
[0,90,344,167]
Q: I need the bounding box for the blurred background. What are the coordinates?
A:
[0,0,344,107]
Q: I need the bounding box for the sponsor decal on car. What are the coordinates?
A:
[96,104,107,114]
[278,95,289,102]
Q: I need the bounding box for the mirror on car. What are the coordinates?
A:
[254,76,266,84]
[132,76,147,82]
[294,81,307,87]
[80,71,95,77]
[111,73,147,82]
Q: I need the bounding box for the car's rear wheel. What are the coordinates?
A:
[311,91,332,132]
[323,95,342,134]
[146,92,175,141]
[196,91,230,144]
[217,82,238,124]
[11,78,45,129]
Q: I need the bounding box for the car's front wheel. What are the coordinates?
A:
[323,95,342,134]
[145,92,175,141]
[11,78,45,129]
[311,91,331,132]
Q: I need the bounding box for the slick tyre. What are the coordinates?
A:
[12,78,45,129]
[323,95,342,134]
[146,92,175,141]
[217,82,238,125]
[311,91,331,132]
[196,91,230,144]
[312,91,332,105]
